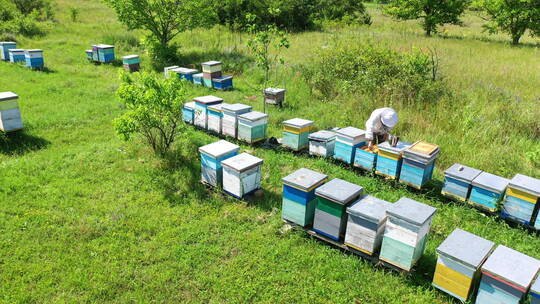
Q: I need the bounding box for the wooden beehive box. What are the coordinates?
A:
[282,118,314,151]
[193,95,223,130]
[222,153,264,199]
[199,140,240,187]
[222,103,252,139]
[530,276,540,304]
[442,164,483,202]
[0,91,23,132]
[400,141,440,189]
[264,88,286,106]
[501,174,540,226]
[122,55,140,72]
[182,102,195,125]
[175,67,198,82]
[8,49,25,63]
[309,130,336,158]
[237,111,268,144]
[334,127,367,164]
[469,172,509,213]
[212,76,233,91]
[164,66,180,78]
[0,42,16,61]
[193,73,204,86]
[375,141,411,180]
[24,49,44,69]
[207,103,227,135]
[354,145,379,171]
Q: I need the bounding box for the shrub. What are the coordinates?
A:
[0,0,46,38]
[11,0,54,20]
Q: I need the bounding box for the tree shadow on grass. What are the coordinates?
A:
[438,33,540,48]
[0,130,50,156]
[175,49,253,75]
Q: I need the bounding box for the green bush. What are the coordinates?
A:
[301,43,448,104]
[0,0,46,38]
[12,0,54,20]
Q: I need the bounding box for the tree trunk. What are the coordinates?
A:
[511,35,521,45]
[426,28,432,36]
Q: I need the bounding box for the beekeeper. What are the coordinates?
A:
[365,108,399,149]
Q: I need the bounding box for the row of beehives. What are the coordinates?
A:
[0,41,44,69]
[282,167,540,304]
[165,61,233,91]
[0,92,23,133]
[84,44,141,72]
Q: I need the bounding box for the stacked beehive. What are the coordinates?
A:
[344,195,391,256]
[207,103,226,134]
[0,42,16,61]
[222,104,252,138]
[8,49,25,63]
[237,111,268,144]
[193,95,223,129]
[0,92,23,133]
[282,168,328,227]
[309,130,336,158]
[222,153,263,199]
[469,172,509,213]
[264,88,286,106]
[400,141,440,189]
[442,164,483,202]
[379,197,436,271]
[202,61,222,88]
[91,44,115,63]
[433,229,495,302]
[199,140,240,187]
[282,118,314,151]
[476,245,540,304]
[122,55,140,72]
[24,49,44,69]
[354,145,378,171]
[334,127,366,164]
[531,277,540,304]
[501,174,540,226]
[375,141,412,180]
[164,66,179,78]
[313,179,363,241]
[182,102,195,125]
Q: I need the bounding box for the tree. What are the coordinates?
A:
[385,0,470,36]
[475,0,540,45]
[114,72,189,156]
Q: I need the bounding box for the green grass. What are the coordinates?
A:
[1,1,539,303]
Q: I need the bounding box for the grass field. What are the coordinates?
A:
[1,1,539,303]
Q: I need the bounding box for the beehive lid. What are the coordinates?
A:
[193,73,203,78]
[25,49,43,53]
[183,101,195,110]
[212,76,233,82]
[472,172,509,193]
[95,44,114,49]
[508,174,540,197]
[222,103,252,114]
[437,229,495,269]
[315,178,363,205]
[481,245,540,290]
[282,168,327,191]
[208,103,225,111]
[531,276,540,294]
[9,49,24,52]
[198,140,239,159]
[85,49,92,53]
[347,195,392,223]
[202,61,221,66]
[408,141,439,155]
[0,41,16,45]
[0,92,19,101]
[122,55,139,60]
[336,127,365,140]
[221,153,263,172]
[444,164,483,183]
[193,95,223,105]
[165,65,179,70]
[283,118,313,129]
[177,67,198,74]
[387,197,436,226]
[309,130,336,141]
[378,141,412,154]
[238,111,268,122]
[265,88,286,95]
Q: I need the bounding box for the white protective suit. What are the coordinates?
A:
[365,108,398,142]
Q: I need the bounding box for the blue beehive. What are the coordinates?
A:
[8,49,25,63]
[0,42,16,61]
[92,44,115,63]
[199,140,240,187]
[476,245,540,304]
[501,174,540,226]
[85,50,93,61]
[172,67,198,82]
[193,73,204,86]
[212,76,234,91]
[442,164,483,202]
[469,172,509,213]
[182,102,195,125]
[530,276,540,304]
[24,49,44,69]
[354,145,378,171]
[334,127,366,164]
[375,141,412,180]
[400,141,440,189]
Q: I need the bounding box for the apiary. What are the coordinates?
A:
[264,88,286,106]
[469,172,509,213]
[91,44,115,63]
[8,49,25,63]
[400,141,440,189]
[193,73,204,86]
[182,102,195,124]
[199,140,240,187]
[433,229,495,302]
[501,174,540,226]
[222,103,252,138]
[333,127,367,164]
[530,276,540,304]
[0,92,23,132]
[222,153,264,199]
[24,49,44,69]
[237,111,268,144]
[282,118,314,151]
[282,168,328,227]
[313,179,364,241]
[193,95,223,129]
[309,130,336,158]
[354,145,378,171]
[174,67,198,82]
[212,76,233,91]
[122,55,140,72]
[164,66,179,78]
[207,103,226,134]
[375,141,412,180]
[0,42,16,61]
[379,197,436,271]
[344,195,391,256]
[476,245,540,304]
[442,164,483,202]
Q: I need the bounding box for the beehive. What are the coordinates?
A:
[264,88,286,106]
[0,92,23,132]
[202,61,222,73]
[309,130,336,158]
[24,49,44,69]
[8,49,25,63]
[222,153,264,199]
[207,103,227,134]
[354,145,378,171]
[501,174,540,226]
[0,42,16,61]
[282,168,328,227]
[313,179,363,241]
[193,73,204,86]
[442,164,483,202]
[476,245,540,304]
[282,118,314,151]
[530,276,540,304]
[333,127,367,164]
[164,66,180,78]
[122,55,140,72]
[375,141,412,180]
[222,103,252,138]
[400,141,440,189]
[433,229,495,302]
[91,44,115,63]
[379,197,436,271]
[85,50,93,61]
[182,102,195,125]
[344,195,391,256]
[212,76,233,91]
[199,140,240,187]
[469,172,509,213]
[193,95,223,129]
[174,67,198,82]
[237,111,268,144]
